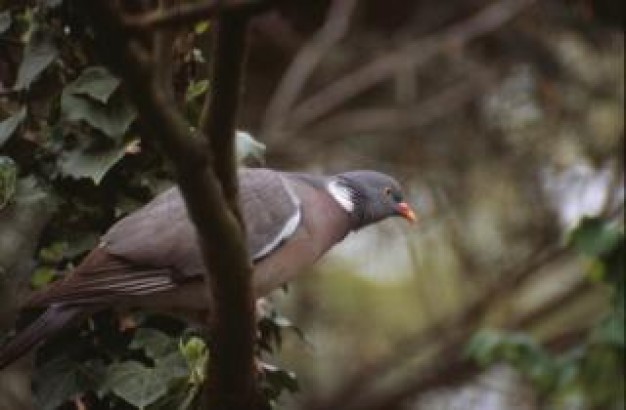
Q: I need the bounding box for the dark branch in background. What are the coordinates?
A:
[262,0,358,142]
[310,245,590,410]
[123,0,271,31]
[73,1,263,408]
[269,0,536,141]
[303,75,489,140]
[309,201,624,410]
[306,242,568,410]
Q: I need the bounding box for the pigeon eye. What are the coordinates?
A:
[384,187,392,196]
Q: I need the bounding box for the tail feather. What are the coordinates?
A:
[0,305,84,370]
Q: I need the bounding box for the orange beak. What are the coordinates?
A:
[397,202,417,223]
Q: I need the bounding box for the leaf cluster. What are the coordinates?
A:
[466,217,625,409]
[1,1,294,408]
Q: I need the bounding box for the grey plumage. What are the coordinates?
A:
[0,168,414,369]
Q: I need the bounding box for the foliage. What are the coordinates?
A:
[467,217,624,409]
[0,1,292,408]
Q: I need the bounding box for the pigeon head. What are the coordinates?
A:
[327,170,417,229]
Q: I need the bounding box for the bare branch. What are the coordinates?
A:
[262,0,358,142]
[303,77,488,140]
[314,248,590,410]
[73,1,261,408]
[124,0,271,31]
[286,0,536,134]
[308,243,568,410]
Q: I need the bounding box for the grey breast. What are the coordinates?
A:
[102,168,301,277]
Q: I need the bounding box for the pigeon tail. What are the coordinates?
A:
[0,304,84,370]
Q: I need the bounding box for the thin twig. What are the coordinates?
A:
[286,0,536,135]
[303,76,489,139]
[319,247,595,410]
[309,242,567,410]
[123,0,271,31]
[261,0,358,142]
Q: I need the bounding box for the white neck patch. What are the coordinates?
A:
[327,180,354,212]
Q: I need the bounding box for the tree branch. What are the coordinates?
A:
[123,0,271,31]
[307,243,569,410]
[261,0,358,142]
[285,0,536,135]
[199,11,248,216]
[73,1,261,408]
[199,10,260,409]
[322,256,593,410]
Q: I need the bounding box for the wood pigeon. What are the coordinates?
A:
[0,168,416,368]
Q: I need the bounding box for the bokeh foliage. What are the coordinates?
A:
[467,217,624,409]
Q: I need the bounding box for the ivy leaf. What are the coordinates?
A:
[61,90,136,140]
[0,156,17,210]
[13,32,58,90]
[57,142,130,185]
[194,21,210,34]
[130,328,177,360]
[34,357,104,410]
[0,107,27,147]
[180,336,208,384]
[31,266,57,289]
[0,11,11,34]
[68,66,121,104]
[185,79,209,102]
[154,351,189,381]
[569,217,621,258]
[104,361,168,409]
[236,131,265,165]
[592,312,625,347]
[465,329,503,365]
[0,177,56,285]
[260,362,299,402]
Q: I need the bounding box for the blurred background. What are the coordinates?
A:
[245,1,624,408]
[0,0,624,409]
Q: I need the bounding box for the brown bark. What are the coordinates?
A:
[72,1,266,408]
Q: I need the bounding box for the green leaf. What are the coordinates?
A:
[0,107,27,147]
[31,266,56,289]
[130,328,177,360]
[57,142,129,184]
[569,217,622,257]
[61,89,136,139]
[591,312,625,347]
[0,11,11,34]
[194,21,210,34]
[185,79,209,102]
[104,361,168,409]
[464,329,503,365]
[68,66,121,104]
[13,32,58,90]
[0,156,17,209]
[35,357,82,410]
[262,363,299,393]
[236,131,266,164]
[34,357,104,410]
[180,336,208,384]
[38,241,68,264]
[154,351,189,381]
